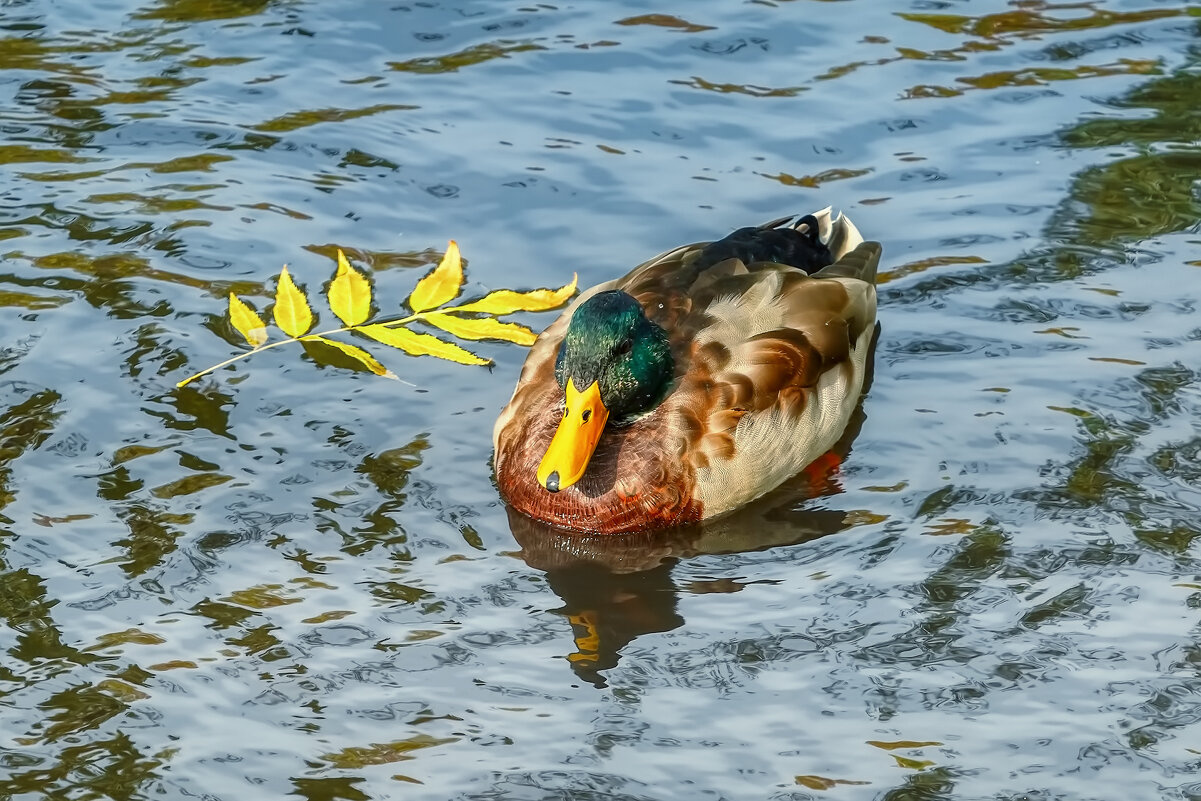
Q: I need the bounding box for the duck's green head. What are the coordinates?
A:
[537,290,673,493]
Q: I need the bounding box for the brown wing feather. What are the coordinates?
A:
[681,242,880,498]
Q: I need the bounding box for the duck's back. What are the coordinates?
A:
[666,241,880,517]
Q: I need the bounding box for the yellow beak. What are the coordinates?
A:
[537,378,609,493]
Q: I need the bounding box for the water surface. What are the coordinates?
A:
[2,1,1201,799]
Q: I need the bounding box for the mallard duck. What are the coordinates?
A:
[493,208,880,534]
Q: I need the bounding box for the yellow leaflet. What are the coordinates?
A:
[327,249,372,326]
[407,240,463,313]
[228,293,267,346]
[303,335,395,379]
[453,274,577,315]
[360,323,489,366]
[273,266,314,337]
[424,312,536,345]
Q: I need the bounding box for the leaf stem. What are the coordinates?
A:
[376,313,420,327]
[176,338,296,387]
[176,319,390,388]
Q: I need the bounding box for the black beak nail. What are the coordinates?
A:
[546,471,560,493]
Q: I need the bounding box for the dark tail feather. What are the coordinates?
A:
[693,218,833,274]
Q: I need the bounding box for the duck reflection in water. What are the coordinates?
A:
[507,406,868,688]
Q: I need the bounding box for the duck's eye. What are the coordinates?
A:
[614,339,633,356]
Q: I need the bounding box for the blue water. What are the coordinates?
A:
[2,1,1201,799]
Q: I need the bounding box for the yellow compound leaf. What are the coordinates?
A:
[228,293,267,346]
[424,312,536,345]
[327,249,372,326]
[407,240,463,313]
[452,274,577,314]
[303,335,396,379]
[360,323,489,366]
[273,266,314,337]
